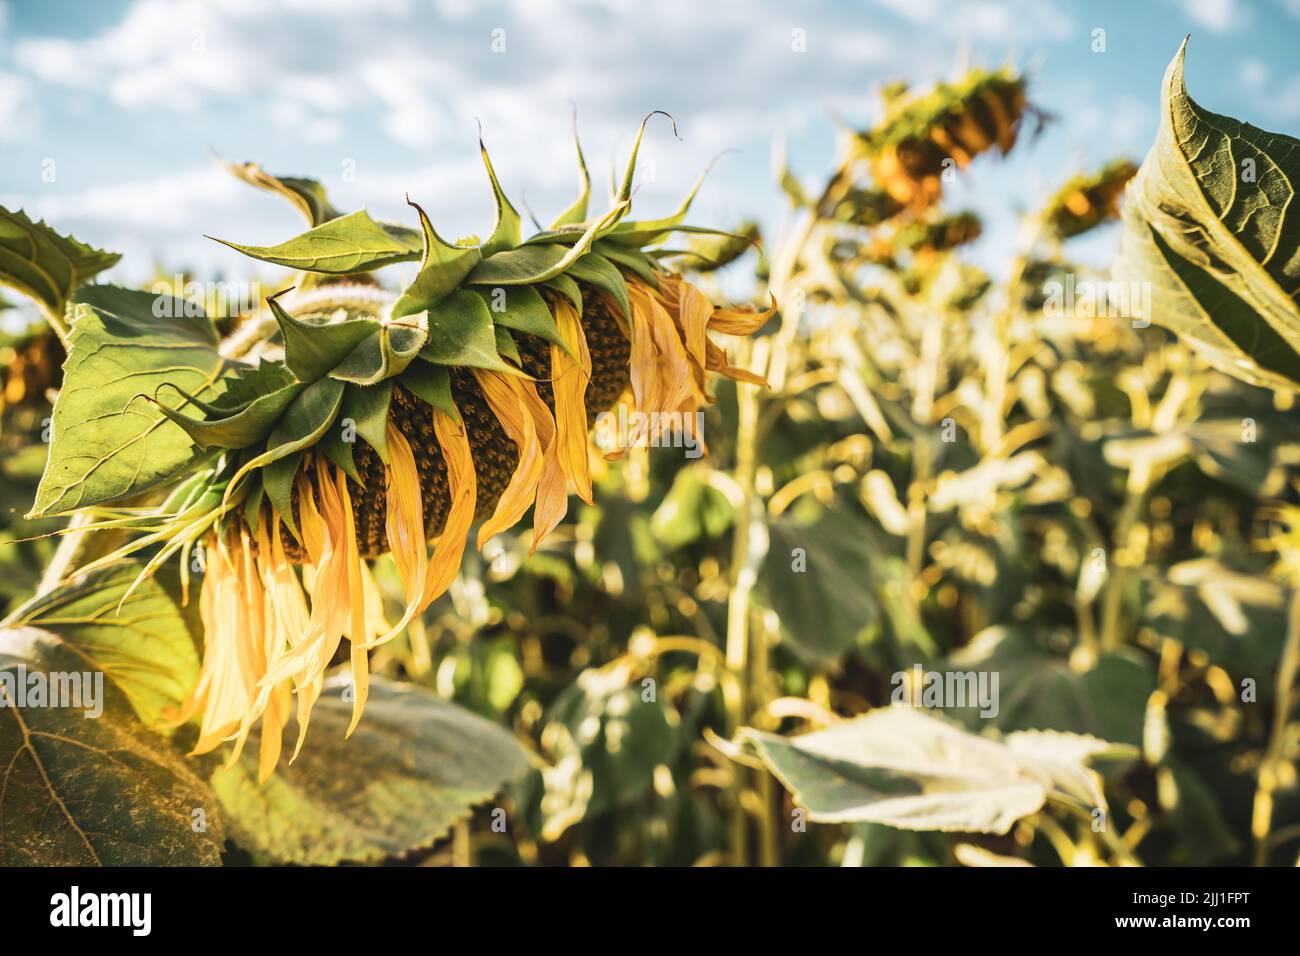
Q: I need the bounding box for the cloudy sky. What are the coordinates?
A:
[2,0,1299,293]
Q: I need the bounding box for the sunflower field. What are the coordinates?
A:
[1,26,1299,877]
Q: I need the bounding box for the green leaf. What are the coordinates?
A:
[399,361,460,421]
[32,286,225,517]
[1116,39,1300,390]
[420,288,516,372]
[471,284,567,352]
[602,110,672,238]
[567,252,630,321]
[524,673,677,839]
[605,154,719,247]
[157,363,305,450]
[1143,557,1287,673]
[211,676,528,865]
[479,139,522,257]
[2,561,201,729]
[212,210,422,275]
[263,450,305,540]
[0,575,223,865]
[268,291,381,382]
[593,240,661,286]
[466,200,629,287]
[495,326,520,365]
[742,709,1123,835]
[0,207,120,320]
[759,503,881,666]
[340,382,393,464]
[329,320,426,386]
[946,626,1154,746]
[544,273,583,313]
[390,199,483,321]
[229,377,346,497]
[259,376,346,465]
[650,466,734,549]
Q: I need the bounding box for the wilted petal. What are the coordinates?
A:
[422,408,478,606]
[473,369,544,546]
[550,296,593,504]
[707,294,777,335]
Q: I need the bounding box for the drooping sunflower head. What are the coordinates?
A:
[64,114,774,780]
[855,65,1037,208]
[1041,159,1139,240]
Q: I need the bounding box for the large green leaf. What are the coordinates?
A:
[0,583,221,866]
[759,502,881,666]
[742,708,1125,835]
[945,626,1153,746]
[1116,40,1300,390]
[0,207,120,319]
[211,676,529,865]
[32,285,225,517]
[1,561,201,729]
[212,210,422,274]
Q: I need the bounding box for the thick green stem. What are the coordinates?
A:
[724,352,762,865]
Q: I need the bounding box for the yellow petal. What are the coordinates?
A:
[707,293,778,335]
[656,275,710,391]
[705,339,768,386]
[364,422,429,647]
[550,296,594,505]
[628,279,700,442]
[422,408,477,606]
[473,369,544,546]
[178,532,264,760]
[329,465,370,738]
[261,462,353,748]
[223,529,269,767]
[296,471,327,563]
[517,376,567,551]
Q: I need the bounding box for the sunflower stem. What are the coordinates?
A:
[723,367,758,866]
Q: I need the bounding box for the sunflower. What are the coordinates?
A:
[1041,159,1139,239]
[62,114,774,780]
[856,66,1036,208]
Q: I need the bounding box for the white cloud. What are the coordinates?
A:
[1231,60,1300,120]
[1239,59,1269,91]
[2,165,242,228]
[1176,0,1241,32]
[0,71,32,140]
[873,0,1074,41]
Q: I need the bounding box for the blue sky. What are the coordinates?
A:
[2,0,1299,294]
